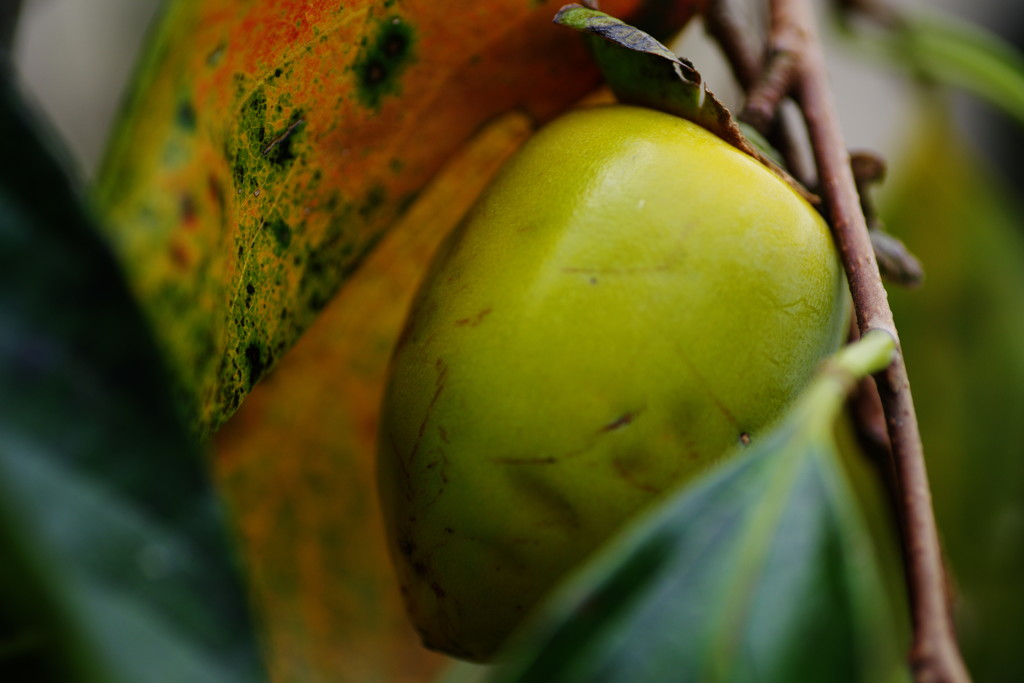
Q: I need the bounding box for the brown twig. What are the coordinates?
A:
[704,0,762,90]
[740,50,798,132]
[705,0,814,187]
[768,0,970,680]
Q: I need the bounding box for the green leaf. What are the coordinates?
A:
[0,80,264,682]
[841,9,1024,127]
[488,333,908,683]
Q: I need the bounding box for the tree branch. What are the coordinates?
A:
[771,0,970,680]
[740,50,797,132]
[704,0,814,189]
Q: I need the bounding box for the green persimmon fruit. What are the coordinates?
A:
[377,104,849,661]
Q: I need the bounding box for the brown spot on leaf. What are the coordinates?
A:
[180,194,197,228]
[169,241,190,269]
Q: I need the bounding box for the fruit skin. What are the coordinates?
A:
[377,105,848,661]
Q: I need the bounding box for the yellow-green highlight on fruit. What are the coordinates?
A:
[377,104,849,662]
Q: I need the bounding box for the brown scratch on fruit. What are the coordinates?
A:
[454,307,492,327]
[407,357,449,465]
[420,450,450,511]
[612,456,662,494]
[388,431,416,502]
[740,432,752,445]
[490,456,558,465]
[676,349,738,427]
[601,409,641,432]
[508,468,581,530]
[491,407,647,469]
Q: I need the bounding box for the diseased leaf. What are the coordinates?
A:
[487,333,908,683]
[213,111,536,683]
[884,112,1024,681]
[93,0,698,437]
[0,82,262,682]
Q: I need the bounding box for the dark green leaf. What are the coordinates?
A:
[489,334,908,683]
[0,79,264,682]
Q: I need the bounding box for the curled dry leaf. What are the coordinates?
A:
[553,3,816,204]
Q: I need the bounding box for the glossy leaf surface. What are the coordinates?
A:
[94,0,698,436]
[0,81,262,683]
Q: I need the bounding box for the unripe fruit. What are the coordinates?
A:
[377,105,848,661]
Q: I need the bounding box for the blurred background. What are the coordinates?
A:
[5,0,1016,178]
[6,1,1023,682]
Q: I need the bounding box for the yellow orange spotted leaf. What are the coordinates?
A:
[213,111,535,683]
[94,0,699,436]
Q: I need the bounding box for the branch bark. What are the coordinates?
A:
[769,0,970,680]
[704,0,813,185]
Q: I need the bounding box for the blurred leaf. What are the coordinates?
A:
[213,111,536,682]
[883,110,1024,682]
[0,82,262,682]
[488,334,908,683]
[93,0,698,438]
[841,8,1024,127]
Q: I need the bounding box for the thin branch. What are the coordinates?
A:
[773,0,970,680]
[704,0,762,90]
[705,0,815,188]
[740,50,797,132]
